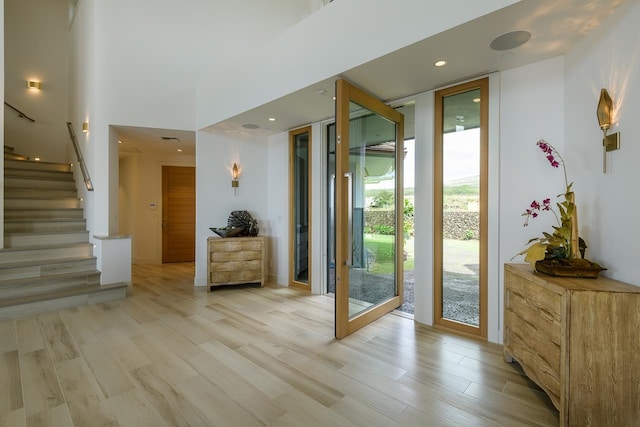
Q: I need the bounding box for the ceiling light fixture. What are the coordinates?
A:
[268,117,276,122]
[473,97,481,103]
[434,60,447,67]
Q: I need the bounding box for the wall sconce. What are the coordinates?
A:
[231,162,240,195]
[27,81,42,90]
[82,122,89,133]
[597,88,620,173]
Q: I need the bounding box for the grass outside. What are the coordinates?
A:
[364,234,414,274]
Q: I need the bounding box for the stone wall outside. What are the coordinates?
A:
[365,210,478,240]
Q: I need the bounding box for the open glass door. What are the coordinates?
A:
[335,79,404,339]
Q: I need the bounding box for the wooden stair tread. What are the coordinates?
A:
[0,255,96,268]
[0,282,128,309]
[4,217,86,223]
[0,269,101,287]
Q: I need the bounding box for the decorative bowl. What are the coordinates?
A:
[209,227,244,238]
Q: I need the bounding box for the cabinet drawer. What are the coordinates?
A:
[209,239,263,252]
[210,259,262,272]
[210,250,262,263]
[505,270,563,408]
[210,269,262,285]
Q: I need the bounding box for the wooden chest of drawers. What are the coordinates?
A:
[207,236,266,290]
[504,263,640,426]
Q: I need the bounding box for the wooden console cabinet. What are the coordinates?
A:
[207,236,266,291]
[504,263,640,426]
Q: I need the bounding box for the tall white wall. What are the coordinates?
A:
[563,0,640,285]
[68,0,325,263]
[196,0,518,128]
[4,0,69,163]
[195,132,269,286]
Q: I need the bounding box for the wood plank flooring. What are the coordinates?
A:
[0,263,559,426]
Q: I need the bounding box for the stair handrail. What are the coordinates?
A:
[66,121,94,191]
[4,101,36,122]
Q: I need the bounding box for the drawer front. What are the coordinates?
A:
[209,239,263,252]
[505,271,562,408]
[210,259,262,272]
[210,269,262,284]
[210,250,262,263]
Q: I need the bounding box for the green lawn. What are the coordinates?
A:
[364,233,414,274]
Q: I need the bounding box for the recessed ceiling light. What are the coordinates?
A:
[34,157,41,161]
[242,124,259,129]
[490,30,531,51]
[118,140,123,144]
[268,117,276,122]
[177,149,183,152]
[434,60,447,67]
[473,97,481,103]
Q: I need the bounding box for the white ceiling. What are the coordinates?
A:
[119,0,625,154]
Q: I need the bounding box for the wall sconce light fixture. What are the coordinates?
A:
[597,88,620,173]
[231,163,240,195]
[27,81,42,90]
[82,122,89,133]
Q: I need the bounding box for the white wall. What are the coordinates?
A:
[195,131,270,286]
[196,0,518,128]
[4,0,69,163]
[563,0,640,285]
[68,0,325,269]
[498,57,565,343]
[118,148,195,265]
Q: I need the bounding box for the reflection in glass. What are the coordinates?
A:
[441,89,480,326]
[347,101,397,318]
[293,131,310,284]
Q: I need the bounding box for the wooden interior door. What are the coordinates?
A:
[162,166,196,263]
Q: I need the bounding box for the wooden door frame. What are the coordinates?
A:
[335,78,404,339]
[289,126,312,291]
[433,78,488,339]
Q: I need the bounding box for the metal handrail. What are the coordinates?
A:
[66,122,94,191]
[4,101,35,122]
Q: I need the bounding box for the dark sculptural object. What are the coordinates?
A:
[227,210,259,236]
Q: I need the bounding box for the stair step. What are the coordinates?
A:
[4,208,84,219]
[0,282,128,320]
[4,218,87,233]
[4,188,79,199]
[0,270,101,299]
[4,168,74,181]
[4,198,81,209]
[0,256,98,282]
[4,230,89,248]
[0,243,94,265]
[4,177,76,190]
[4,159,71,172]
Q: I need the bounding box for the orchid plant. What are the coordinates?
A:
[515,140,583,268]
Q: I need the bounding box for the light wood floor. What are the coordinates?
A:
[0,263,559,426]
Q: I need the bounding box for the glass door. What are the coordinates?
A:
[434,78,488,338]
[334,79,404,339]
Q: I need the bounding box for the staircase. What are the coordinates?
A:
[1,146,127,320]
